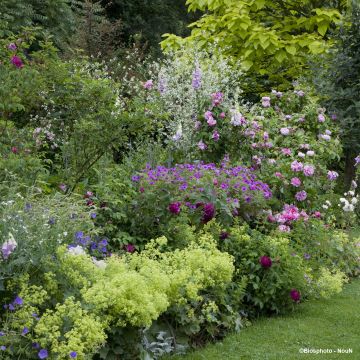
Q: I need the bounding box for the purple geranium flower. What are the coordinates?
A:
[38,349,48,359]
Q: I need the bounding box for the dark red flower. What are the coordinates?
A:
[11,146,18,154]
[202,203,216,223]
[290,289,301,302]
[168,202,181,215]
[86,200,94,206]
[259,256,272,268]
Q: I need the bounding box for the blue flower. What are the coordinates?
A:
[38,349,48,359]
[21,327,29,335]
[13,296,23,306]
[70,351,77,358]
[1,345,6,351]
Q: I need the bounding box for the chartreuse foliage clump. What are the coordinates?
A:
[161,0,346,90]
[0,234,235,359]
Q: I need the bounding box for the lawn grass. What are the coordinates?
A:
[168,278,360,360]
[167,228,360,360]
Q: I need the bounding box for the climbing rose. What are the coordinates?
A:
[327,171,339,181]
[295,190,307,201]
[291,177,301,187]
[8,43,17,50]
[262,96,270,108]
[318,114,325,123]
[303,165,315,176]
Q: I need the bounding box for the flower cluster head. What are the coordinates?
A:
[192,64,202,90]
[230,109,247,126]
[290,289,301,302]
[168,202,181,215]
[303,164,315,177]
[327,171,339,181]
[272,89,283,98]
[318,114,326,123]
[274,204,309,231]
[143,80,153,90]
[294,90,305,97]
[339,191,358,212]
[291,160,303,172]
[8,42,17,51]
[211,92,223,107]
[355,155,360,167]
[280,127,290,136]
[3,295,23,312]
[69,232,109,258]
[11,55,23,68]
[198,140,207,150]
[262,96,271,108]
[259,255,272,268]
[201,203,216,223]
[204,110,216,126]
[1,232,17,260]
[295,190,307,202]
[291,177,301,187]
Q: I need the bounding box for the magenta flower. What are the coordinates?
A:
[11,146,18,154]
[124,244,135,253]
[303,165,315,176]
[202,203,216,223]
[219,112,226,119]
[313,211,322,218]
[259,256,272,268]
[327,171,339,181]
[143,80,153,90]
[168,202,181,215]
[11,55,23,68]
[291,177,301,187]
[295,190,307,201]
[290,289,301,302]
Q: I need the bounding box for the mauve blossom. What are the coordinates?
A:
[355,155,360,166]
[319,134,331,141]
[280,127,290,135]
[198,140,207,150]
[8,43,17,50]
[262,96,271,108]
[318,114,325,123]
[303,165,315,176]
[11,55,23,68]
[282,148,292,156]
[211,92,223,106]
[291,160,303,172]
[143,80,153,90]
[219,112,226,119]
[290,289,301,302]
[194,121,202,130]
[192,65,202,89]
[279,224,291,232]
[158,77,166,94]
[325,129,332,135]
[291,177,301,187]
[230,109,246,126]
[295,190,307,201]
[327,171,339,181]
[285,115,292,120]
[212,130,220,141]
[259,256,272,268]
[263,132,269,141]
[59,184,67,192]
[1,233,17,259]
[298,152,305,158]
[205,111,216,126]
[306,150,315,156]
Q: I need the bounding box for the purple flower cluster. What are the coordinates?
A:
[69,232,109,258]
[3,296,23,312]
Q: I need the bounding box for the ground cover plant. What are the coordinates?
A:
[1,1,360,359]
